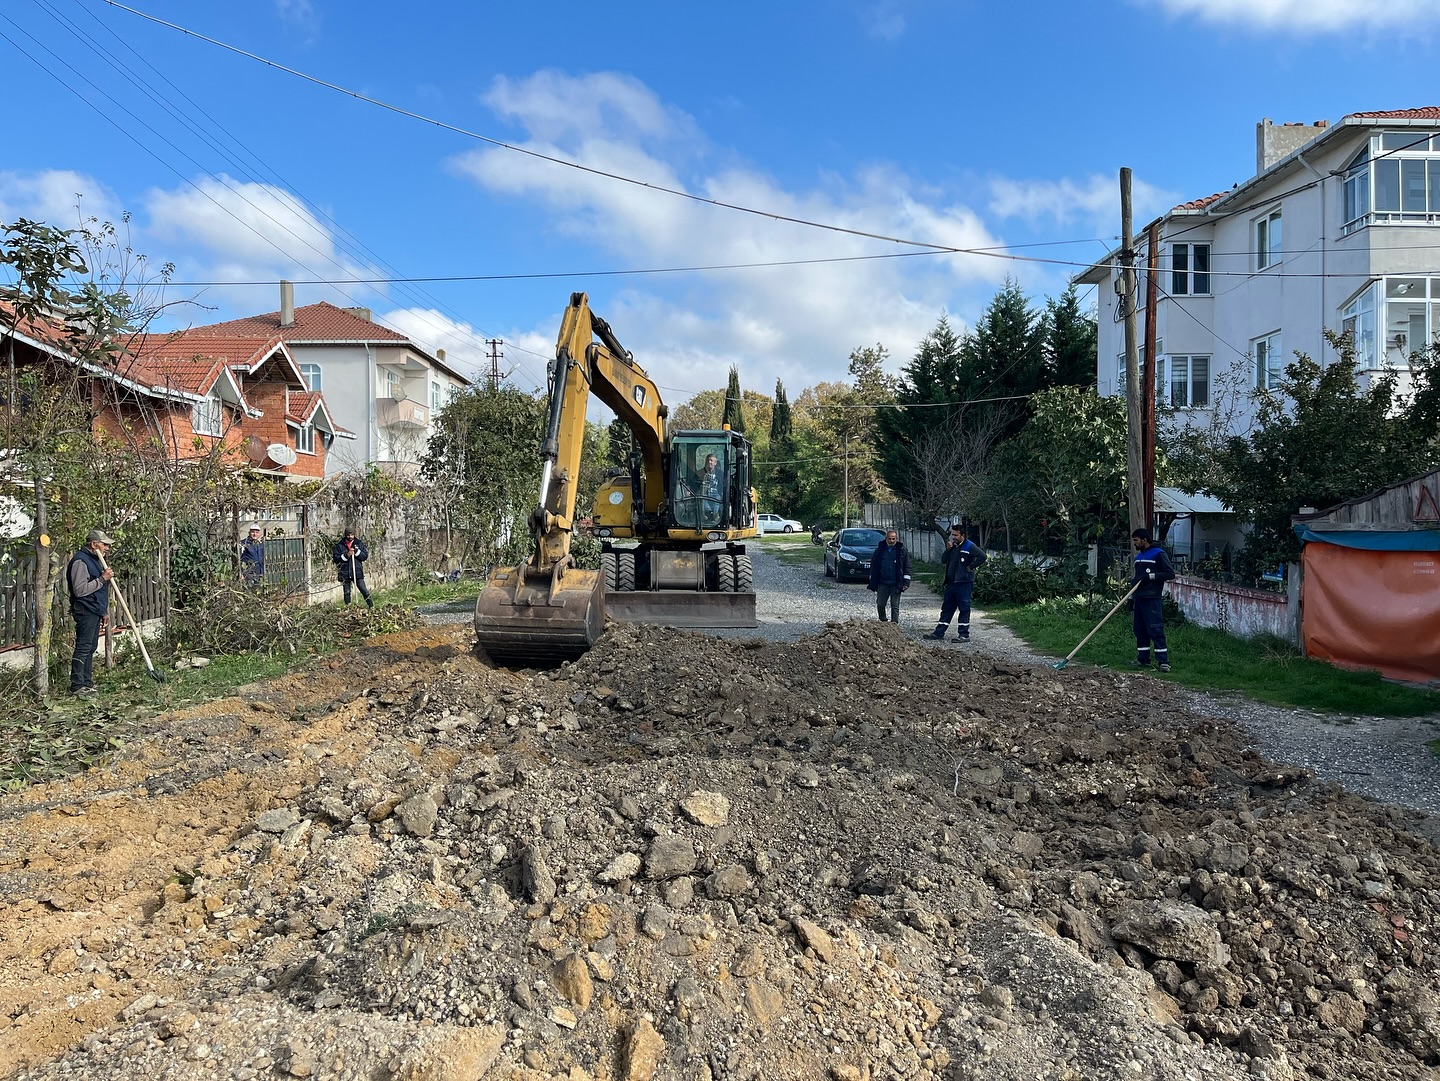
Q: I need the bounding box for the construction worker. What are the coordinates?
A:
[1131,528,1175,671]
[929,522,987,642]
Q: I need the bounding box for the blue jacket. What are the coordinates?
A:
[868,540,912,590]
[240,538,265,579]
[67,547,110,617]
[941,539,987,586]
[1132,545,1175,599]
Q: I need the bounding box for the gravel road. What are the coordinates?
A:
[432,542,1440,825]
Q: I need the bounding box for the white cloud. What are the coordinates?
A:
[1142,0,1434,31]
[988,174,1180,235]
[859,1,907,40]
[274,0,320,37]
[0,170,122,237]
[452,71,1017,404]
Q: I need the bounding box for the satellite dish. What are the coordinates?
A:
[243,435,268,463]
[267,443,298,467]
[392,384,409,402]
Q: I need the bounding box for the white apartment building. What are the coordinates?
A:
[1079,108,1440,428]
[191,282,470,477]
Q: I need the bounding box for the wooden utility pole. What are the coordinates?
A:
[1142,219,1160,533]
[1120,169,1145,538]
[842,432,850,528]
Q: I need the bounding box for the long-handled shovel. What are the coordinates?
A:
[97,554,164,683]
[1051,581,1141,671]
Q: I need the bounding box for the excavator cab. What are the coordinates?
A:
[669,433,752,534]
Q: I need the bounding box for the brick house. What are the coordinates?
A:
[188,283,470,477]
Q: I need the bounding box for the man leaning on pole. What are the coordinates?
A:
[67,529,114,697]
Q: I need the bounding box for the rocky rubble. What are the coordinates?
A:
[1,620,1438,1080]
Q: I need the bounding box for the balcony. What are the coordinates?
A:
[376,396,429,429]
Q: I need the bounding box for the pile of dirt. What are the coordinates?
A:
[1,620,1437,1081]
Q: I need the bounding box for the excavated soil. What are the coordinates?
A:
[2,620,1438,1081]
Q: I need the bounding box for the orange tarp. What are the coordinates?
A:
[1301,543,1440,684]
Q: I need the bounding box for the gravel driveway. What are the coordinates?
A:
[717,543,1440,827]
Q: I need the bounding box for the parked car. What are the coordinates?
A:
[757,513,803,534]
[824,527,886,582]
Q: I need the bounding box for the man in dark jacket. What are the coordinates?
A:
[1131,527,1176,671]
[866,529,911,623]
[333,529,374,607]
[929,523,987,642]
[68,529,114,697]
[240,526,265,587]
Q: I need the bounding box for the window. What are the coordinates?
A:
[1255,209,1282,270]
[1342,131,1440,233]
[1171,243,1210,295]
[296,423,315,455]
[299,363,322,391]
[191,393,223,437]
[380,368,400,398]
[429,381,443,412]
[1254,333,1283,389]
[1341,276,1440,369]
[1167,355,1211,408]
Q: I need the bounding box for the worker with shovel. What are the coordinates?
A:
[1130,528,1176,672]
[333,528,374,608]
[66,529,114,697]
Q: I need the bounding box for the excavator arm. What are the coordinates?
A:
[475,293,665,666]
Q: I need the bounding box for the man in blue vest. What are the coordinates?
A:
[929,522,987,642]
[67,529,114,697]
[1131,527,1176,672]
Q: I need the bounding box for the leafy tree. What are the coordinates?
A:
[421,384,546,569]
[762,380,800,515]
[982,386,1129,553]
[722,366,746,433]
[1209,333,1440,570]
[606,416,633,470]
[668,389,724,432]
[1045,284,1098,389]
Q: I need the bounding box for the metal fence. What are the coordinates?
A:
[261,537,308,593]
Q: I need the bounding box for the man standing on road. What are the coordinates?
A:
[67,529,114,697]
[240,526,265,587]
[333,529,374,608]
[929,523,987,642]
[867,529,911,623]
[1131,527,1175,671]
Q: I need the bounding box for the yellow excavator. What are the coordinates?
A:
[475,293,758,666]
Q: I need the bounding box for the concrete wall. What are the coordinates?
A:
[1168,567,1300,644]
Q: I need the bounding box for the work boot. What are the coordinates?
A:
[927,629,944,640]
[958,633,969,642]
[1158,663,1171,673]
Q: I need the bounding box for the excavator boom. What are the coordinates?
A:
[475,292,757,667]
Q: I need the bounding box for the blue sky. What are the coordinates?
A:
[1,0,1435,405]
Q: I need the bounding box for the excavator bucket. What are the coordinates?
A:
[474,563,604,667]
[604,590,757,629]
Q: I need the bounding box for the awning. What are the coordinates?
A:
[1154,487,1231,515]
[1294,524,1440,552]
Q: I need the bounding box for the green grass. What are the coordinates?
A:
[1428,739,1440,758]
[992,602,1440,717]
[378,577,481,607]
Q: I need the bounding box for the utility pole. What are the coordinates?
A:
[842,432,850,528]
[1120,168,1145,538]
[485,339,504,389]
[1142,219,1161,535]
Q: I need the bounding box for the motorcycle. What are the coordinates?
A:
[810,524,825,545]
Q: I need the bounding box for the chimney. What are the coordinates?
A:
[280,280,294,327]
[1256,118,1331,174]
[437,348,447,363]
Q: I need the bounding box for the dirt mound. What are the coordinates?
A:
[2,621,1437,1080]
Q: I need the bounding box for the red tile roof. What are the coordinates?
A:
[286,390,323,425]
[1173,192,1227,212]
[1346,107,1440,120]
[191,301,410,343]
[131,333,285,370]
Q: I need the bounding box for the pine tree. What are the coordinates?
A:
[769,380,792,443]
[1045,284,1099,389]
[723,366,747,433]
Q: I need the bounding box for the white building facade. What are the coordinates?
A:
[1080,109,1440,429]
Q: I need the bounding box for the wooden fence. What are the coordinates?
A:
[0,546,168,652]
